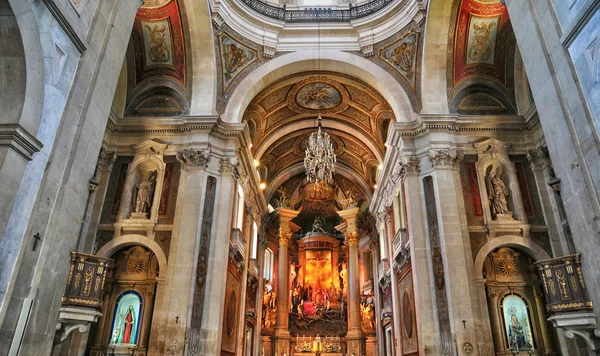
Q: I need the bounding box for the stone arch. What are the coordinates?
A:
[3,0,45,134]
[222,50,417,124]
[181,0,217,115]
[96,234,168,279]
[265,162,373,203]
[473,236,551,280]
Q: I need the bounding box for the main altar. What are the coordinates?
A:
[261,201,370,356]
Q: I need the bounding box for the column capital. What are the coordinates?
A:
[526,147,553,172]
[177,148,211,170]
[405,156,421,176]
[346,232,360,246]
[279,232,292,245]
[429,149,463,169]
[219,155,240,176]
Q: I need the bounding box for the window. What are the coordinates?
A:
[379,225,387,259]
[263,248,274,281]
[251,221,258,259]
[235,185,245,229]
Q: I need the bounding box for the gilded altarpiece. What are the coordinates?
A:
[484,247,556,355]
[88,246,158,356]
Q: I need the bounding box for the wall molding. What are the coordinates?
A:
[41,0,88,53]
[561,0,600,47]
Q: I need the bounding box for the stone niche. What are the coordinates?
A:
[116,140,167,234]
[474,138,530,237]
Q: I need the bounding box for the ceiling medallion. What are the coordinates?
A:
[296,82,341,110]
[304,115,336,186]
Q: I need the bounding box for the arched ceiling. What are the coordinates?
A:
[244,72,394,202]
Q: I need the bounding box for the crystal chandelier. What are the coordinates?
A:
[304,115,336,185]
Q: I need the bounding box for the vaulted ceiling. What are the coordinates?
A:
[244,72,395,204]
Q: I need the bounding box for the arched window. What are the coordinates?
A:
[501,294,535,351]
[110,291,143,345]
[263,248,274,281]
[235,184,245,229]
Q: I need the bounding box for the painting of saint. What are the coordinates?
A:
[110,292,142,345]
[502,295,534,351]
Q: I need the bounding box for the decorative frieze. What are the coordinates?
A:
[429,149,463,168]
[177,148,211,169]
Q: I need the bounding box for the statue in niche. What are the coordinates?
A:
[135,170,157,215]
[312,217,326,233]
[110,292,141,345]
[489,167,511,217]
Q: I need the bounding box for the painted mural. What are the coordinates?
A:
[399,265,418,355]
[110,292,142,345]
[379,31,420,89]
[296,83,342,110]
[452,0,510,86]
[502,295,535,351]
[131,0,186,86]
[218,33,258,93]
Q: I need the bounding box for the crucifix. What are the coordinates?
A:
[32,233,42,251]
[306,251,329,291]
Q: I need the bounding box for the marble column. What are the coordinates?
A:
[337,207,365,356]
[273,208,299,356]
[533,285,555,355]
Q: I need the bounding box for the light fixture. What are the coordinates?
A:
[254,159,259,167]
[303,9,336,186]
[259,182,267,190]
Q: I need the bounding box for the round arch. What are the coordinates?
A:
[221,50,417,124]
[473,236,551,280]
[264,162,373,203]
[96,234,168,279]
[6,0,45,134]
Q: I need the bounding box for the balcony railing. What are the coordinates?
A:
[392,228,407,260]
[239,0,397,23]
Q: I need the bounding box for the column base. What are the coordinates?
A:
[273,328,291,356]
[365,336,377,356]
[346,328,365,356]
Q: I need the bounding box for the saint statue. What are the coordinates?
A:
[508,314,532,350]
[122,305,135,344]
[277,187,289,208]
[135,170,157,214]
[489,168,510,216]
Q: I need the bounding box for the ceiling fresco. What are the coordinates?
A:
[447,0,517,115]
[125,0,190,116]
[244,72,393,204]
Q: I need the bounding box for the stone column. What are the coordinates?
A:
[337,207,365,356]
[148,148,210,356]
[428,149,489,355]
[273,208,299,356]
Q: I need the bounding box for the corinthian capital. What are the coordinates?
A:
[346,232,360,246]
[177,148,211,169]
[219,156,240,176]
[429,149,463,169]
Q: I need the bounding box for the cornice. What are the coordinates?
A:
[0,124,44,161]
[392,114,531,137]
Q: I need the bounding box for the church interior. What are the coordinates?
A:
[1,0,600,355]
